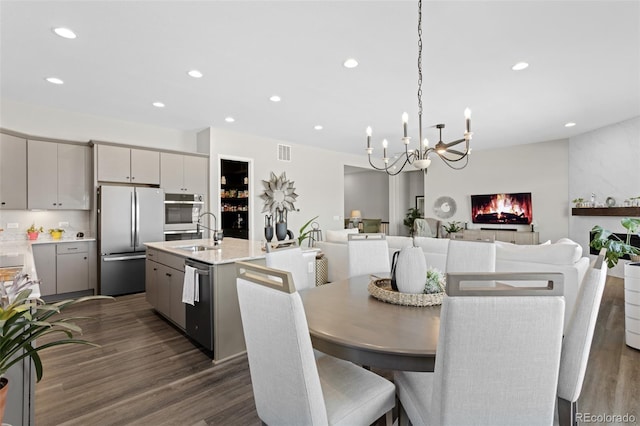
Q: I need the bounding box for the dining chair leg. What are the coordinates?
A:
[385,409,393,426]
[558,397,577,426]
[397,401,411,426]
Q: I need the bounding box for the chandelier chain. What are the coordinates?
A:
[417,0,423,117]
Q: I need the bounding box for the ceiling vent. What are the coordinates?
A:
[277,144,291,162]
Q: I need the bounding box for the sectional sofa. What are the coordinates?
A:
[315,230,591,330]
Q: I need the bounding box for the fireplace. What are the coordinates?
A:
[589,231,640,259]
[471,192,533,225]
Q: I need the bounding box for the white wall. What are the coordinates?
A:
[422,139,570,243]
[569,116,640,277]
[0,99,196,151]
[203,127,365,242]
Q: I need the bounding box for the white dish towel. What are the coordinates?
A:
[182,265,200,305]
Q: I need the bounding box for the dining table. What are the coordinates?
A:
[299,274,441,372]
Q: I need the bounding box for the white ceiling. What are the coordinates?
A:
[1,1,639,157]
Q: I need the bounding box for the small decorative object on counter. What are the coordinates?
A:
[26,223,44,240]
[264,214,274,243]
[49,228,65,240]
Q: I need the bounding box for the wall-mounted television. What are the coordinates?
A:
[471,192,533,225]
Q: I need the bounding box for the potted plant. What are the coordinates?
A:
[403,207,422,237]
[26,224,44,240]
[297,216,319,246]
[442,221,464,238]
[0,272,112,423]
[572,197,585,207]
[590,217,640,267]
[48,228,65,240]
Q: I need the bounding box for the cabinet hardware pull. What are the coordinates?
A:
[166,273,172,277]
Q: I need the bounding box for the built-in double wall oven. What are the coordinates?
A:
[164,193,204,241]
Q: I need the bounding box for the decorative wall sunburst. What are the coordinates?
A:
[260,171,298,213]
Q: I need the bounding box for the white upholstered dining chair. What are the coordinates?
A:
[236,262,395,425]
[395,271,566,425]
[347,233,391,278]
[445,239,496,273]
[265,243,315,291]
[556,249,608,426]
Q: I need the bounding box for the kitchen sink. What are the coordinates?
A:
[176,245,218,252]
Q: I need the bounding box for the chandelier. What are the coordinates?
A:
[366,0,473,176]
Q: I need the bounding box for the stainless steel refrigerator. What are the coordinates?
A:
[98,185,164,296]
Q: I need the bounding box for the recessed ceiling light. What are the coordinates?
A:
[269,95,281,102]
[343,58,359,69]
[564,122,576,127]
[314,125,323,130]
[512,62,529,71]
[53,27,77,39]
[45,77,64,85]
[187,70,203,78]
[225,117,235,123]
[152,102,165,108]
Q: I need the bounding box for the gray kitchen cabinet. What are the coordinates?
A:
[97,144,160,185]
[145,249,159,307]
[160,152,208,194]
[0,132,27,209]
[27,140,90,210]
[56,243,90,293]
[146,250,186,329]
[31,242,94,297]
[31,243,57,296]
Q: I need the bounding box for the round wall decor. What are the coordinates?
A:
[433,196,457,219]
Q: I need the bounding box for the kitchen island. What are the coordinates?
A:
[144,238,266,364]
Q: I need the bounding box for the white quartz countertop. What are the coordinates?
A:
[145,238,266,265]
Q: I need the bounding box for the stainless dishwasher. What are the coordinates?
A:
[184,259,214,353]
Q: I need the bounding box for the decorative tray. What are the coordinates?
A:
[367,278,444,307]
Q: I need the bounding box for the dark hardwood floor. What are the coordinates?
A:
[35,276,639,425]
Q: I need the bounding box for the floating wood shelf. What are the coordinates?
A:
[572,207,640,216]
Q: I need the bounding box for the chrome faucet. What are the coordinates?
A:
[197,212,223,244]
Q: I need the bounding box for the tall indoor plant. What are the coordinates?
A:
[590,217,640,268]
[403,207,422,237]
[0,273,111,422]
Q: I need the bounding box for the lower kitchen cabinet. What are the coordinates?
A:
[145,248,186,330]
[31,241,95,297]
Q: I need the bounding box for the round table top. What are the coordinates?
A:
[300,274,441,372]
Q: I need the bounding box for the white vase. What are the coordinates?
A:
[395,246,427,294]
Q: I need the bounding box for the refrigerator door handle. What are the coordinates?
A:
[135,190,141,247]
[104,254,147,262]
[130,192,136,247]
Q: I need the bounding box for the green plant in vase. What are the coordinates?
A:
[26,224,44,240]
[590,217,640,267]
[443,221,463,237]
[0,272,113,422]
[297,216,319,246]
[403,207,422,237]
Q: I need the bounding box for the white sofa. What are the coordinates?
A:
[315,232,590,331]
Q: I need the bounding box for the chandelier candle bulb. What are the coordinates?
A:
[402,113,409,137]
[366,126,372,148]
[382,139,388,161]
[465,108,471,133]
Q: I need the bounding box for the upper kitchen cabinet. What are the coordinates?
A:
[0,132,27,209]
[28,140,90,210]
[97,144,160,185]
[160,152,208,194]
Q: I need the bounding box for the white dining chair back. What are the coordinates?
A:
[236,262,395,425]
[348,233,391,278]
[445,239,496,273]
[265,244,315,291]
[395,272,566,425]
[557,249,608,426]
